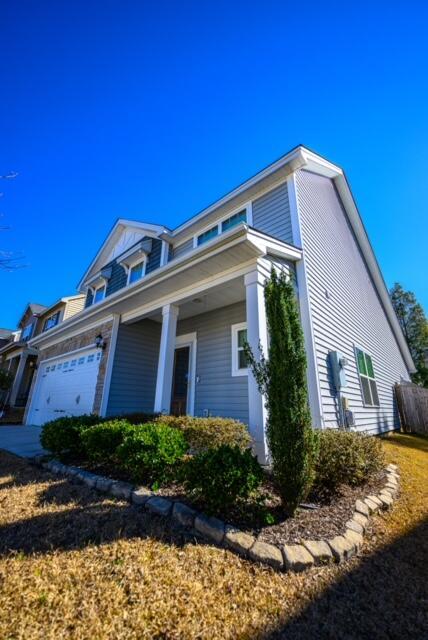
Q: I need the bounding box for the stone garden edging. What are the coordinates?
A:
[30,456,400,572]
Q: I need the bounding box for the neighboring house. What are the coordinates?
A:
[0,328,13,350]
[24,146,414,462]
[0,296,85,421]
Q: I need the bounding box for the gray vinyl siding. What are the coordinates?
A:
[105,260,127,296]
[177,302,249,423]
[85,236,163,306]
[295,169,410,433]
[252,182,293,244]
[63,297,85,320]
[146,238,162,274]
[106,319,161,415]
[170,237,194,261]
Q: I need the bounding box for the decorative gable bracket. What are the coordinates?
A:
[117,239,152,273]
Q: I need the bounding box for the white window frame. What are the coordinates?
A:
[193,202,252,248]
[43,311,60,332]
[354,345,380,408]
[231,322,248,377]
[92,284,106,305]
[126,257,147,286]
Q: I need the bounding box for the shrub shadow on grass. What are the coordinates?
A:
[0,497,195,557]
[263,517,428,640]
[0,455,201,557]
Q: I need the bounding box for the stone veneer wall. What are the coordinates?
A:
[23,320,113,423]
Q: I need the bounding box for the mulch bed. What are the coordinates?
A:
[63,455,386,545]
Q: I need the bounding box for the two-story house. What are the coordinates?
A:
[24,146,414,462]
[0,296,85,422]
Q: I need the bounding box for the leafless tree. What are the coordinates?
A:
[0,171,25,271]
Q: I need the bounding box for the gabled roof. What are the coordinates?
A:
[77,220,170,291]
[0,328,13,339]
[69,144,413,372]
[38,294,85,318]
[17,303,48,328]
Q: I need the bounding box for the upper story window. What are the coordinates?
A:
[355,348,380,406]
[21,323,34,341]
[93,285,106,304]
[43,311,60,332]
[194,204,250,248]
[231,322,248,377]
[128,259,146,285]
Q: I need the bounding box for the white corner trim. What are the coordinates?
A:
[175,331,197,416]
[231,322,248,377]
[288,173,324,428]
[99,314,121,417]
[160,240,169,266]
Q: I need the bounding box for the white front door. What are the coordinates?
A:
[28,348,102,425]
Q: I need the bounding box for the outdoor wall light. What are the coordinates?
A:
[95,334,106,350]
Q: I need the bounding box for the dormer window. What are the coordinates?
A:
[93,285,106,304]
[21,323,34,341]
[118,239,151,286]
[43,311,60,332]
[128,260,146,284]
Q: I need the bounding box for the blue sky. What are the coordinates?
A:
[1,0,427,328]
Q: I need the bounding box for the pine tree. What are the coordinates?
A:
[245,269,318,516]
[390,283,428,387]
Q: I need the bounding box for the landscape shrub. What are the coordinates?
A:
[81,420,134,464]
[40,414,107,458]
[154,415,252,453]
[110,412,159,425]
[245,269,319,515]
[312,429,385,498]
[182,445,264,512]
[117,422,188,484]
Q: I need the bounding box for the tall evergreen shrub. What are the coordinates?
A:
[245,269,318,515]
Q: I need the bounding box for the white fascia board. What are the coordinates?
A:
[171,147,307,238]
[30,224,298,348]
[332,174,415,373]
[246,227,303,261]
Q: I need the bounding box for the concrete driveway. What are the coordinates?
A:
[0,425,45,458]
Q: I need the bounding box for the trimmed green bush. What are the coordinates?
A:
[117,422,188,484]
[154,415,251,453]
[245,269,319,515]
[40,414,106,458]
[182,445,264,512]
[81,420,133,464]
[312,429,385,498]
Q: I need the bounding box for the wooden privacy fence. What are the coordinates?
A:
[395,383,428,434]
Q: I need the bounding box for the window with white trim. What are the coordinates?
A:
[355,348,380,406]
[231,322,248,376]
[128,259,145,284]
[21,323,34,341]
[93,285,106,304]
[43,311,60,332]
[194,205,249,247]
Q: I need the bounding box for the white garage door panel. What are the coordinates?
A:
[30,349,102,425]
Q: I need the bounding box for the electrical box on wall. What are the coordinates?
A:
[329,351,348,391]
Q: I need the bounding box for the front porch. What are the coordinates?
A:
[104,259,292,463]
[0,347,38,423]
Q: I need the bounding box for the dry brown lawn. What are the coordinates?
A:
[0,433,427,640]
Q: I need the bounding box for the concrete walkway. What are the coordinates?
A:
[0,425,45,458]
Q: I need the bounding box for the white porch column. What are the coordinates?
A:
[9,351,28,406]
[245,269,269,465]
[154,304,179,414]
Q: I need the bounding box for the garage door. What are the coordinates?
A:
[28,348,102,425]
